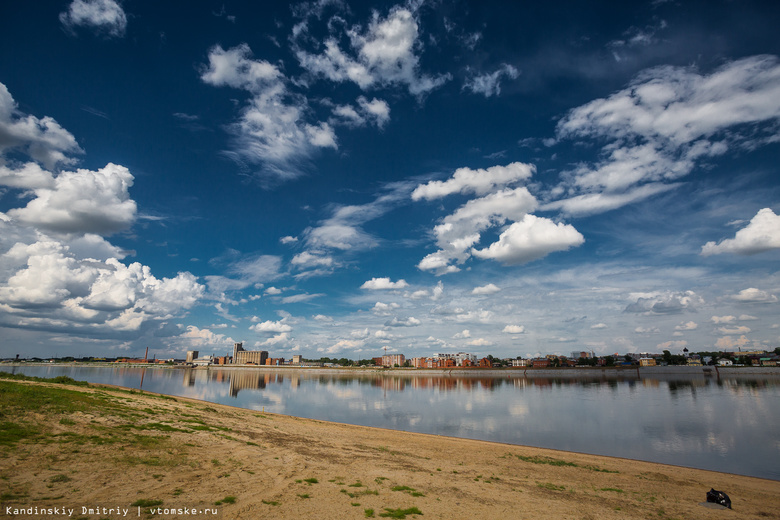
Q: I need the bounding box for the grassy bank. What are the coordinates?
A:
[1,373,778,519]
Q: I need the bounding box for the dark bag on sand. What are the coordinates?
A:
[706,488,732,509]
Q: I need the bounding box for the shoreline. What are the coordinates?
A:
[1,378,778,519]
[6,361,780,378]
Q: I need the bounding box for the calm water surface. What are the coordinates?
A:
[6,365,779,480]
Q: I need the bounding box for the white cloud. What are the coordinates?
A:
[201,44,334,182]
[250,319,292,333]
[372,301,400,315]
[463,64,519,97]
[318,339,364,354]
[738,314,758,321]
[312,314,333,322]
[550,55,780,215]
[281,292,324,304]
[385,316,421,327]
[635,327,660,334]
[265,286,283,295]
[625,290,703,314]
[732,288,778,304]
[656,340,688,351]
[472,214,585,265]
[714,335,751,350]
[177,326,235,350]
[280,236,298,244]
[711,315,736,324]
[291,251,334,269]
[502,325,525,334]
[361,277,409,290]
[412,162,534,200]
[467,338,492,347]
[674,321,698,331]
[59,0,127,38]
[472,283,500,295]
[453,329,471,339]
[295,7,450,97]
[0,83,82,170]
[8,163,136,235]
[702,208,780,256]
[591,323,608,329]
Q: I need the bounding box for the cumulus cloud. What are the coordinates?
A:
[453,329,470,339]
[714,335,751,350]
[0,83,204,340]
[625,291,703,314]
[177,325,235,350]
[59,0,127,38]
[361,277,409,290]
[702,208,780,256]
[414,162,583,273]
[250,319,292,333]
[385,316,421,327]
[372,301,400,315]
[201,44,335,182]
[656,340,688,351]
[318,339,364,354]
[463,64,519,97]
[412,162,534,200]
[502,325,525,334]
[8,163,136,235]
[674,321,698,331]
[732,288,778,303]
[711,315,736,324]
[550,55,780,215]
[0,83,82,170]
[471,215,584,265]
[467,338,492,347]
[591,323,608,329]
[472,283,500,295]
[294,6,450,97]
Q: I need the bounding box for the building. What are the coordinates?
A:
[639,357,656,367]
[292,355,303,365]
[192,355,214,366]
[571,351,591,359]
[381,354,405,367]
[232,342,268,365]
[186,351,198,363]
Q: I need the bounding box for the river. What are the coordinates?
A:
[4,364,779,480]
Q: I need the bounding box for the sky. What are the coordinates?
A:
[1,0,779,360]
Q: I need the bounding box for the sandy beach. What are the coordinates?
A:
[1,378,778,520]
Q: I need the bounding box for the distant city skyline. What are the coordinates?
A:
[1,0,779,360]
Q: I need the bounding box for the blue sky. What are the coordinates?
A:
[1,0,779,360]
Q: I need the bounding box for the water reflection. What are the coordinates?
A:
[4,365,779,480]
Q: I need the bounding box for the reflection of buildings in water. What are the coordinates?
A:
[228,371,268,397]
[183,369,196,387]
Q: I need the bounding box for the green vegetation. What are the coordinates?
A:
[49,474,71,483]
[303,477,319,484]
[364,509,375,518]
[537,482,567,491]
[391,485,425,497]
[214,496,236,505]
[600,487,625,493]
[379,507,423,518]
[130,499,163,507]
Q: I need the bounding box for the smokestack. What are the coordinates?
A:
[144,347,148,361]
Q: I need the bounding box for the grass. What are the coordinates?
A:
[379,507,423,518]
[262,499,280,506]
[510,453,618,473]
[365,509,375,518]
[130,499,163,507]
[214,496,236,505]
[537,482,567,492]
[303,477,319,484]
[49,474,71,483]
[600,487,625,493]
[391,485,425,497]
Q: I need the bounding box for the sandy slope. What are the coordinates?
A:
[1,381,778,520]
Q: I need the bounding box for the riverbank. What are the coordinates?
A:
[1,376,778,520]
[5,361,780,379]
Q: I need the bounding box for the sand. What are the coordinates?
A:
[1,380,778,520]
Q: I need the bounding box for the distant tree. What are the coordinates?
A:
[775,347,780,356]
[605,356,615,367]
[551,356,560,368]
[662,350,672,365]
